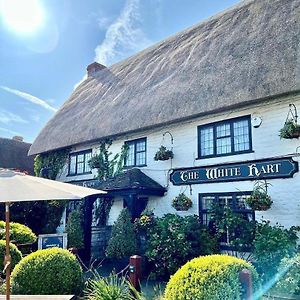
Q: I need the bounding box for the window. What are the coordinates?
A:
[125,138,147,167]
[199,192,255,249]
[198,116,252,158]
[68,150,92,175]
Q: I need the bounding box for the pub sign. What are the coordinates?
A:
[170,157,298,185]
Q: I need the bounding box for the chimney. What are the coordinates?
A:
[87,62,106,77]
[12,136,24,142]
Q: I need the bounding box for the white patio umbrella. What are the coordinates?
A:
[0,169,106,300]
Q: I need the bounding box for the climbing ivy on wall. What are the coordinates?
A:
[88,139,128,181]
[34,149,69,179]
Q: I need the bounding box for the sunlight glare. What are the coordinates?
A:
[0,0,44,34]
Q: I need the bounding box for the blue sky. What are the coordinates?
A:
[0,0,239,143]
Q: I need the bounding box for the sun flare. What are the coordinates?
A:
[0,0,44,34]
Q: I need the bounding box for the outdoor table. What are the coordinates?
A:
[0,296,75,300]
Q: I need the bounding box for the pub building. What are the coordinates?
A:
[29,0,300,258]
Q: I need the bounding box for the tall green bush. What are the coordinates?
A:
[253,220,299,283]
[273,253,300,296]
[66,210,84,249]
[146,214,218,279]
[165,254,260,300]
[0,221,36,245]
[11,247,83,295]
[0,240,22,271]
[106,209,137,259]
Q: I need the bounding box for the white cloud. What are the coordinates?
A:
[94,0,150,66]
[0,110,28,124]
[0,86,57,112]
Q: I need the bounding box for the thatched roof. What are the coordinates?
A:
[30,0,300,155]
[0,137,34,174]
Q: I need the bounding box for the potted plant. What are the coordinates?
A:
[154,146,174,161]
[172,193,192,211]
[246,182,273,211]
[279,120,300,139]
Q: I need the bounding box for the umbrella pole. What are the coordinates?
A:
[5,202,11,300]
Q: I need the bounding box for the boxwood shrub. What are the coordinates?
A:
[0,221,37,245]
[11,247,83,295]
[0,240,22,271]
[164,254,260,300]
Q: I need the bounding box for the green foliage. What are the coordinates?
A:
[146,214,218,279]
[84,272,137,300]
[246,181,273,211]
[0,221,36,245]
[279,120,300,139]
[171,193,192,211]
[34,149,69,179]
[106,209,137,259]
[66,210,84,249]
[11,247,83,295]
[273,253,300,296]
[210,203,256,253]
[134,208,155,232]
[252,220,299,283]
[0,200,66,235]
[164,254,260,300]
[89,139,129,181]
[93,198,113,226]
[0,240,22,271]
[154,146,174,161]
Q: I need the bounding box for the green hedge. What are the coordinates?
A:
[0,221,37,245]
[165,254,260,300]
[11,247,83,295]
[0,240,22,272]
[146,214,218,279]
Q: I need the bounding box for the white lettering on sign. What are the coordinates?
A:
[248,163,281,177]
[180,171,200,182]
[206,167,241,180]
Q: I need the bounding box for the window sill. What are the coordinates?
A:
[196,150,254,160]
[124,164,147,169]
[67,172,93,177]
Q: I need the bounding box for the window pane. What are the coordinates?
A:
[136,151,146,165]
[216,137,231,154]
[216,123,230,137]
[200,127,214,156]
[233,120,250,152]
[77,154,84,163]
[69,155,76,175]
[136,140,146,152]
[85,152,92,173]
[201,196,214,210]
[126,143,135,166]
[77,162,84,174]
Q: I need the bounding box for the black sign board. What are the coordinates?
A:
[38,233,67,250]
[170,157,298,185]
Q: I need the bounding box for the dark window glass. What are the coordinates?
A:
[198,116,252,158]
[68,150,92,175]
[125,138,146,167]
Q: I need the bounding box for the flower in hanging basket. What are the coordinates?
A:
[172,193,192,211]
[246,185,273,211]
[279,120,300,139]
[154,146,174,161]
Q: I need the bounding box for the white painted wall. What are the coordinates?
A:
[58,94,300,228]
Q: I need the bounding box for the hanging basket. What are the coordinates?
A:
[172,193,192,211]
[154,146,174,161]
[279,120,300,139]
[246,187,273,211]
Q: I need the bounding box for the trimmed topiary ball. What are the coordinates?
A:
[165,254,260,300]
[11,247,83,295]
[0,240,22,271]
[0,221,37,245]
